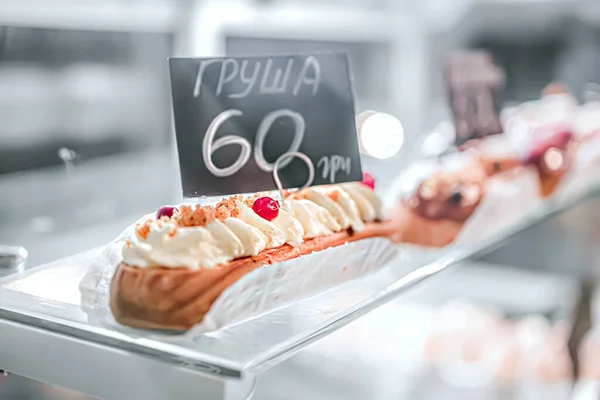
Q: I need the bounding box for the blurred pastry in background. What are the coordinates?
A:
[460,124,575,198]
[515,318,573,383]
[463,83,578,198]
[389,140,545,248]
[425,299,504,368]
[552,100,600,196]
[509,318,573,400]
[460,134,522,177]
[425,300,573,394]
[392,161,486,247]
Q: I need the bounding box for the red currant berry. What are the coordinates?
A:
[156,206,178,219]
[362,172,375,190]
[252,197,279,221]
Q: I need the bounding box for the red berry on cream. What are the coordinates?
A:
[156,206,178,219]
[252,197,280,221]
[362,172,375,190]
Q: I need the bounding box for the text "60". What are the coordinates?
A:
[203,109,304,177]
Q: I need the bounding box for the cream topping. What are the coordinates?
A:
[205,220,245,258]
[286,199,340,238]
[303,188,351,229]
[271,209,304,247]
[122,222,229,269]
[223,218,268,257]
[341,183,377,222]
[122,183,385,269]
[235,200,286,249]
[349,183,385,221]
[329,187,364,232]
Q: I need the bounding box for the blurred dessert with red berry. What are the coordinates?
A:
[461,127,575,198]
[460,82,578,197]
[460,134,522,178]
[390,158,487,247]
[523,124,575,197]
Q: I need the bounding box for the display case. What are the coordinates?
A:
[1,176,600,399]
[3,2,600,400]
[0,0,183,266]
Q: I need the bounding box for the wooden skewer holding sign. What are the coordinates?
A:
[272,151,315,208]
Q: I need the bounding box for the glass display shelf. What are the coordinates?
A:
[0,179,599,400]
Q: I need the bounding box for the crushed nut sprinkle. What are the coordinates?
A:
[175,205,216,227]
[244,194,260,208]
[327,189,340,202]
[136,220,152,240]
[135,192,289,235]
[215,196,243,221]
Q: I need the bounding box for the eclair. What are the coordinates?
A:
[391,162,486,247]
[462,125,575,197]
[109,182,397,330]
[460,135,522,177]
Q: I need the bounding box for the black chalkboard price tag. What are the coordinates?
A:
[169,53,363,197]
[446,52,504,146]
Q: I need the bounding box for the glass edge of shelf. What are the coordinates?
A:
[0,306,244,379]
[245,181,600,373]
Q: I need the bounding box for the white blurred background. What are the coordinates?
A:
[3,0,600,264]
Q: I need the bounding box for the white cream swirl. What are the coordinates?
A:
[286,199,340,238]
[271,209,304,247]
[122,222,230,269]
[222,218,267,256]
[122,182,385,269]
[205,219,245,258]
[235,200,286,248]
[303,188,351,229]
[327,187,364,232]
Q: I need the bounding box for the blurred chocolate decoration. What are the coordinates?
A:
[447,51,504,146]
